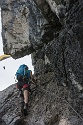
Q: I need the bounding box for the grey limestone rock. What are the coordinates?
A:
[0,0,83,125]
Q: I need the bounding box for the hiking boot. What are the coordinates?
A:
[24,103,28,109]
[24,103,28,116]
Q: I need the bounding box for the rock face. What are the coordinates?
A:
[0,73,83,125]
[0,0,83,125]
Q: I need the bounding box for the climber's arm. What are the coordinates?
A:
[30,71,37,85]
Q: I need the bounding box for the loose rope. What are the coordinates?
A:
[36,87,83,121]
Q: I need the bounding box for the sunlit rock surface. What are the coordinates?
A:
[0,0,83,125]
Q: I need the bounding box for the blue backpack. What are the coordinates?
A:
[16,64,28,78]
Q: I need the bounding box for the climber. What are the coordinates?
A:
[15,64,36,115]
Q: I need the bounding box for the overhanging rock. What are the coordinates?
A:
[1,0,62,59]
